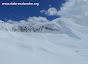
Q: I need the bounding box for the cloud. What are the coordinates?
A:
[27,16,50,22]
[40,0,88,26]
[40,8,59,16]
[58,0,88,25]
[49,5,52,7]
[1,0,88,26]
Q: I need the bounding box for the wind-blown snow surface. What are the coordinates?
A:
[0,19,88,64]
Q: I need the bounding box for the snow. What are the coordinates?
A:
[0,25,88,64]
[0,17,88,64]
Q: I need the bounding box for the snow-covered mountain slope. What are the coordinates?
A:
[1,19,87,39]
[0,30,88,64]
[0,19,88,64]
[0,21,61,32]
